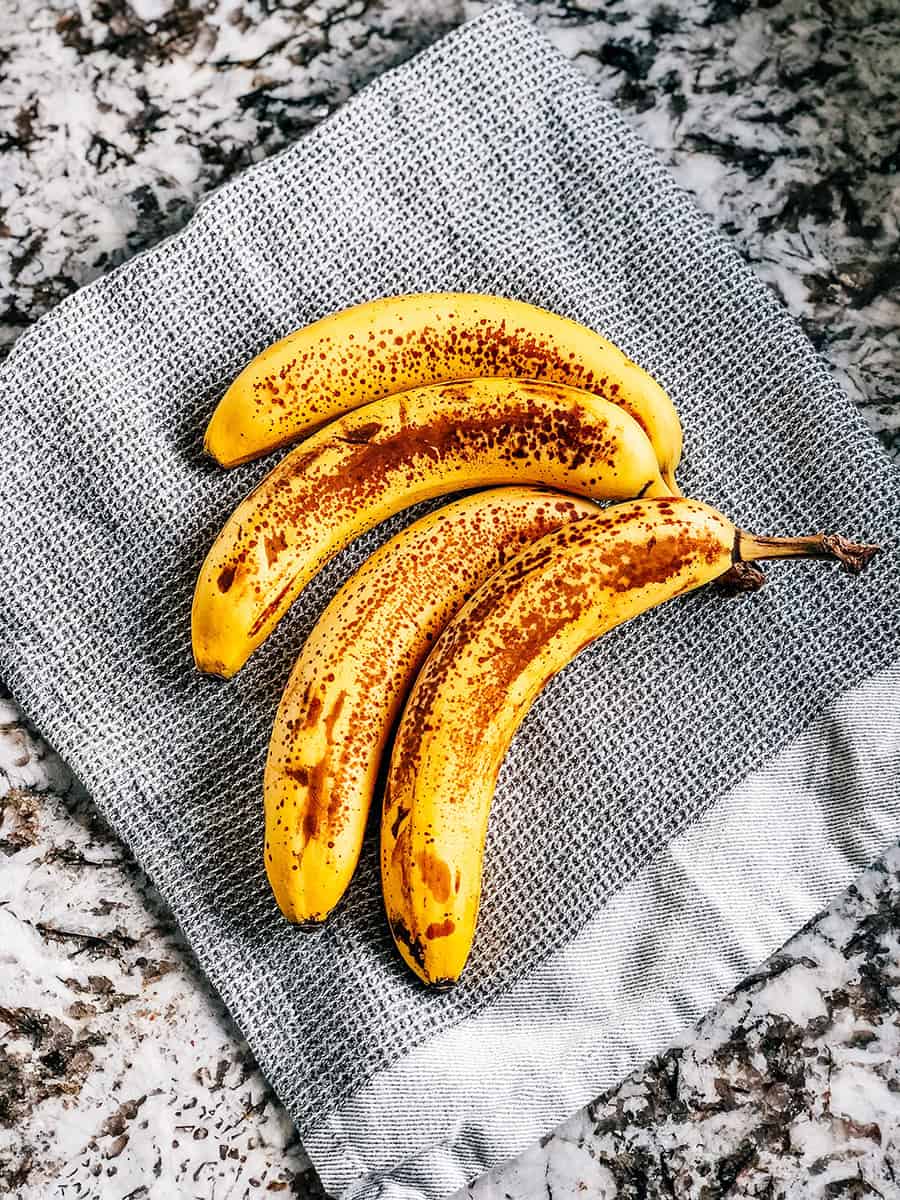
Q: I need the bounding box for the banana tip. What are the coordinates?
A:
[201,429,230,467]
[192,655,234,681]
[424,977,458,993]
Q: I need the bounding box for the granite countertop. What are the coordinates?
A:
[2,1,899,1197]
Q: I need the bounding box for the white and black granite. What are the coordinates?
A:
[1,1,899,1197]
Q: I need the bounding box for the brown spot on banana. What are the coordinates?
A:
[390,805,410,841]
[302,759,330,842]
[425,919,455,940]
[416,851,452,903]
[391,919,427,972]
[300,690,347,843]
[302,692,323,729]
[264,529,288,567]
[338,422,383,445]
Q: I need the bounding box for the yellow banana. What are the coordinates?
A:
[381,498,878,987]
[204,292,682,488]
[264,487,600,925]
[193,378,669,678]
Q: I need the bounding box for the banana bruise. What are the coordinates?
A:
[192,378,669,678]
[381,498,879,987]
[204,292,682,488]
[264,487,600,925]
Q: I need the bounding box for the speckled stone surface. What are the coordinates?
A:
[2,1,899,1197]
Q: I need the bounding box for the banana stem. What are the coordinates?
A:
[736,531,880,574]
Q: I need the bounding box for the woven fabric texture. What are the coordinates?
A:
[2,3,899,1142]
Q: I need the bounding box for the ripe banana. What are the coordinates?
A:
[381,498,878,987]
[204,292,682,489]
[193,377,669,678]
[264,487,600,925]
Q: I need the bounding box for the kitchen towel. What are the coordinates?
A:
[2,5,900,1198]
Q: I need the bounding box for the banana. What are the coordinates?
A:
[264,487,600,925]
[381,498,879,987]
[204,293,682,488]
[193,378,669,678]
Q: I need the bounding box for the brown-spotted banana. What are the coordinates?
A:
[381,497,878,987]
[192,377,670,678]
[264,487,600,925]
[204,292,682,489]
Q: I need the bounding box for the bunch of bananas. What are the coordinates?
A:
[193,293,877,987]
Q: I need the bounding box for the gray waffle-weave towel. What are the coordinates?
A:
[3,6,900,1198]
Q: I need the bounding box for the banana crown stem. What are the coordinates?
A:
[736,531,880,575]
